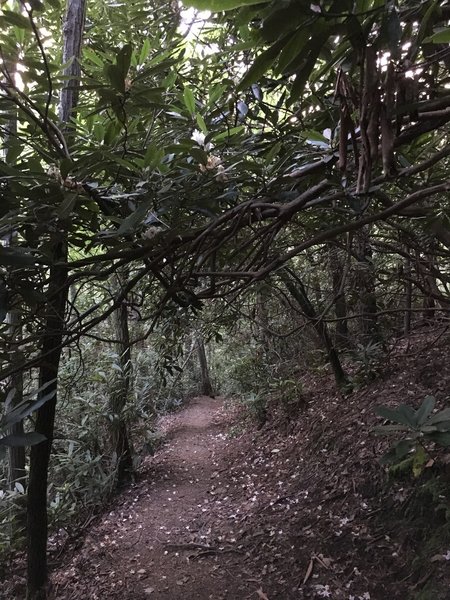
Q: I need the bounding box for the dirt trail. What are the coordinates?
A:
[53,396,256,600]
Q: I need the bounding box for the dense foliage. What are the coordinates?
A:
[0,0,450,597]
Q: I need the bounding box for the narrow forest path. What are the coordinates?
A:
[53,397,259,600]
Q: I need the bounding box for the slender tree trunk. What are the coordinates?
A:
[196,334,214,397]
[6,305,27,541]
[403,257,412,335]
[254,284,272,362]
[110,272,133,487]
[282,269,350,390]
[327,242,350,348]
[354,227,381,343]
[27,247,67,599]
[26,1,86,597]
[421,251,438,324]
[6,309,25,490]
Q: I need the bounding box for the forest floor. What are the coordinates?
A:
[52,395,260,600]
[5,329,450,600]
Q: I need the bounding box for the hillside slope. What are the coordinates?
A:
[5,330,450,600]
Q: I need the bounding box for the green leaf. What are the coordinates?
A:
[261,5,305,43]
[0,10,31,29]
[103,120,121,145]
[2,381,57,428]
[84,47,104,68]
[274,27,311,75]
[139,39,151,65]
[237,37,289,91]
[0,432,46,447]
[183,86,196,115]
[183,0,269,10]
[428,408,450,425]
[386,8,401,59]
[302,129,328,144]
[0,247,35,267]
[264,140,282,165]
[105,64,125,93]
[190,146,209,165]
[375,404,417,428]
[196,113,208,134]
[116,200,153,235]
[0,281,8,323]
[208,83,227,106]
[424,28,450,43]
[0,161,22,177]
[394,439,416,458]
[143,143,165,169]
[60,158,74,180]
[57,193,77,220]
[380,438,416,465]
[5,140,23,165]
[117,43,132,80]
[16,282,46,307]
[428,432,450,447]
[416,395,436,426]
[28,0,45,10]
[435,421,450,432]
[372,424,410,435]
[415,1,440,51]
[412,445,429,478]
[102,151,139,172]
[290,28,331,101]
[212,125,245,142]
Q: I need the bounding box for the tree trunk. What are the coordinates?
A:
[27,243,68,600]
[6,305,27,540]
[59,0,86,128]
[354,227,381,344]
[26,1,86,597]
[420,251,438,324]
[327,242,350,348]
[282,269,350,390]
[196,334,214,397]
[6,312,25,490]
[403,257,412,336]
[256,284,272,355]
[110,272,133,487]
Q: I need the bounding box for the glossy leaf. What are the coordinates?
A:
[428,432,450,447]
[0,281,7,323]
[190,146,209,165]
[237,37,290,91]
[428,408,450,425]
[0,247,35,267]
[116,201,153,235]
[424,28,450,43]
[3,387,57,428]
[183,86,196,115]
[375,404,417,428]
[183,0,269,10]
[416,395,435,425]
[0,432,46,447]
[0,10,31,29]
[380,439,416,465]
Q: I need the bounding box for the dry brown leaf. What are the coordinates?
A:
[316,554,332,569]
[430,554,445,563]
[303,557,314,584]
